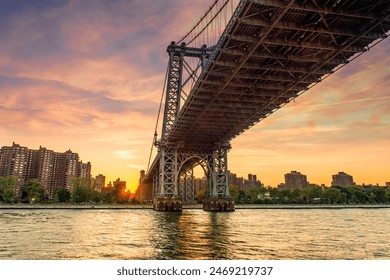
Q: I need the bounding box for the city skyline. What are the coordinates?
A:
[0,142,91,197]
[0,140,386,191]
[1,0,389,192]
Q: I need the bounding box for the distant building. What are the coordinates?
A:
[228,170,261,191]
[284,171,308,190]
[332,172,356,187]
[0,142,91,198]
[194,177,208,196]
[36,146,55,197]
[101,182,114,194]
[386,182,390,187]
[0,143,30,194]
[94,174,106,192]
[136,170,153,202]
[78,161,91,179]
[114,178,126,190]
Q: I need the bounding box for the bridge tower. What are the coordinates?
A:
[152,42,234,211]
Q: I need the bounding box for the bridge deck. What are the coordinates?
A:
[166,0,390,149]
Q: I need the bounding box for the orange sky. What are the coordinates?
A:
[0,0,389,191]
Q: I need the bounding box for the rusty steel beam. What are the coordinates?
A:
[229,34,365,53]
[214,59,331,75]
[209,70,319,83]
[220,48,346,64]
[202,79,307,91]
[252,0,384,20]
[241,17,384,40]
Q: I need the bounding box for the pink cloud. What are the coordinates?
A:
[1,0,389,188]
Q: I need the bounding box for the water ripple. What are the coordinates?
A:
[0,209,389,259]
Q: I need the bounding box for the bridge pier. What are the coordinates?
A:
[203,197,235,212]
[153,197,182,211]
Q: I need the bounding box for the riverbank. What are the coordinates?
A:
[1,203,390,210]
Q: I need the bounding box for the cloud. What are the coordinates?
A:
[113,150,143,160]
[127,164,145,170]
[0,0,389,189]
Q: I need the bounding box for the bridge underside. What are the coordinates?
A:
[169,0,390,145]
[144,0,390,211]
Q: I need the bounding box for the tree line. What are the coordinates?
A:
[226,185,390,204]
[2,175,390,205]
[0,176,136,204]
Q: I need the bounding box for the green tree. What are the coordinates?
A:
[91,190,103,203]
[303,185,323,204]
[54,188,71,203]
[72,185,90,203]
[369,187,386,203]
[71,178,101,203]
[321,187,342,204]
[245,187,261,203]
[0,176,19,203]
[228,185,239,203]
[346,186,368,204]
[385,187,390,203]
[21,179,45,203]
[238,190,249,204]
[279,189,291,204]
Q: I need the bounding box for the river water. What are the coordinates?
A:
[0,209,389,260]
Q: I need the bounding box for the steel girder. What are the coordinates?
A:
[158,147,178,197]
[156,43,231,200]
[179,167,195,203]
[210,143,230,198]
[153,146,230,200]
[161,50,183,139]
[165,0,390,146]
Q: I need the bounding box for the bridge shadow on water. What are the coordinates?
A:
[149,210,235,260]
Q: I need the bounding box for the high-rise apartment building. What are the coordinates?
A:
[284,171,308,190]
[0,143,91,197]
[332,172,356,187]
[64,150,79,191]
[36,146,55,197]
[94,174,106,192]
[0,143,30,193]
[228,170,261,191]
[78,161,91,179]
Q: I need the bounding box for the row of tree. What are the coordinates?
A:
[2,175,390,205]
[226,185,390,204]
[0,176,136,204]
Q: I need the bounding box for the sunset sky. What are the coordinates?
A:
[1,0,389,191]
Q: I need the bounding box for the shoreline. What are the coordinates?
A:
[1,203,390,210]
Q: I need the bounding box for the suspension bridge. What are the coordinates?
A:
[137,0,390,211]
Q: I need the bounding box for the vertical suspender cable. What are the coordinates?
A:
[147,64,169,173]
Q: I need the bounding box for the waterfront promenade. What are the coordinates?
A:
[1,204,390,210]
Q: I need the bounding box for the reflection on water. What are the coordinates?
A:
[150,211,234,259]
[0,209,389,260]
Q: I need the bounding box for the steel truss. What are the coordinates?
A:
[154,145,231,203]
[153,43,231,203]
